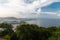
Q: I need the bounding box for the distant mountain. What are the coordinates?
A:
[4,17,17,19]
[0,17,60,27]
[0,17,60,21]
[0,17,18,21]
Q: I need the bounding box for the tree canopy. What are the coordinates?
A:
[16,23,51,40]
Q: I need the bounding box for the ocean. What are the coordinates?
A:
[25,19,60,27]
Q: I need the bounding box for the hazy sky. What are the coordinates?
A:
[0,0,60,18]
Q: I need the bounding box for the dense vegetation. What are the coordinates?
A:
[0,22,60,40]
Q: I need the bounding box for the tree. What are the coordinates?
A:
[16,23,51,40]
[48,26,57,31]
[0,23,14,40]
[0,23,13,35]
[10,32,18,40]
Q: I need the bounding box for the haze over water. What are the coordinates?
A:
[26,19,60,27]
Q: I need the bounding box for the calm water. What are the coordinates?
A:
[26,19,60,27]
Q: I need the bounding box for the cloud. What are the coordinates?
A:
[41,0,60,7]
[56,11,60,17]
[0,0,42,18]
[41,12,57,15]
[39,12,60,19]
[0,0,60,18]
[54,0,60,2]
[0,0,8,4]
[23,0,36,4]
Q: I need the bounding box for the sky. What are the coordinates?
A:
[0,0,60,18]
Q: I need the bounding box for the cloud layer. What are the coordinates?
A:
[0,0,41,18]
[0,0,60,18]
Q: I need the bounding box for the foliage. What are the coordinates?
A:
[0,23,14,35]
[1,22,60,40]
[16,23,51,40]
[3,35,10,40]
[0,23,14,40]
